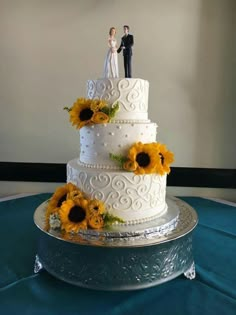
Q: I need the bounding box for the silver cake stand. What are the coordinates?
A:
[34,196,198,291]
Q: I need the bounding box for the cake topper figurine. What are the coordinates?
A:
[117,25,134,78]
[103,27,119,78]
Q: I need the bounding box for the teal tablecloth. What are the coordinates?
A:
[0,194,236,315]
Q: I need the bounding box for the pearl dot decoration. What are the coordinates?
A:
[79,120,158,168]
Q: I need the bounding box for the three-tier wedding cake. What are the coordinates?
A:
[68,78,173,223]
[46,78,174,232]
[35,77,199,291]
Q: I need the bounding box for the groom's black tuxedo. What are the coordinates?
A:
[117,34,134,78]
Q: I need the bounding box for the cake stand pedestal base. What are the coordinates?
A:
[33,197,197,291]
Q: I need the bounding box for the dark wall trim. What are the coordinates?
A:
[167,167,236,188]
[0,162,66,183]
[0,162,235,188]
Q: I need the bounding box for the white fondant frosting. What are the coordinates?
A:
[80,122,157,168]
[65,77,169,225]
[87,78,149,121]
[67,159,167,224]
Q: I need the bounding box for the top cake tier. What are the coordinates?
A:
[87,78,149,122]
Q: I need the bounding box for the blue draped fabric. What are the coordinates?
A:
[0,194,236,315]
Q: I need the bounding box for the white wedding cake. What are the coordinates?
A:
[36,77,196,291]
[67,78,171,225]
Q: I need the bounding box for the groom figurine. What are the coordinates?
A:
[117,25,134,78]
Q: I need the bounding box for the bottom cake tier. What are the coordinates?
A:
[67,159,167,225]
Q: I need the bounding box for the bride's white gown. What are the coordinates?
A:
[103,38,119,78]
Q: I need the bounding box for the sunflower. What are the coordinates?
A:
[91,111,110,124]
[90,99,107,112]
[123,159,138,172]
[87,199,105,215]
[59,198,88,233]
[45,183,79,230]
[69,98,94,129]
[127,142,160,175]
[47,182,78,211]
[155,143,174,175]
[87,213,104,229]
[67,188,84,201]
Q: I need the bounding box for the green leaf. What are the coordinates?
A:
[63,106,72,112]
[100,106,110,115]
[109,153,127,167]
[100,102,119,120]
[103,213,125,226]
[109,102,120,119]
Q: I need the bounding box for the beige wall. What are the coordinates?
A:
[0,0,235,199]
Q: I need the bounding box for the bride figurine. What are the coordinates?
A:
[103,27,119,78]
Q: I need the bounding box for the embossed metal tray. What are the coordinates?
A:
[34,196,197,246]
[34,196,198,290]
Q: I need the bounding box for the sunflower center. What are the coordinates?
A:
[136,152,150,167]
[68,206,86,223]
[159,153,164,165]
[79,108,94,121]
[57,194,67,207]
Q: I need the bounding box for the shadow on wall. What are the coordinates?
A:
[192,0,236,168]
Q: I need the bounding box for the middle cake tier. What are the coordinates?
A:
[80,122,157,168]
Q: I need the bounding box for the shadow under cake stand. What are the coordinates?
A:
[34,196,198,291]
